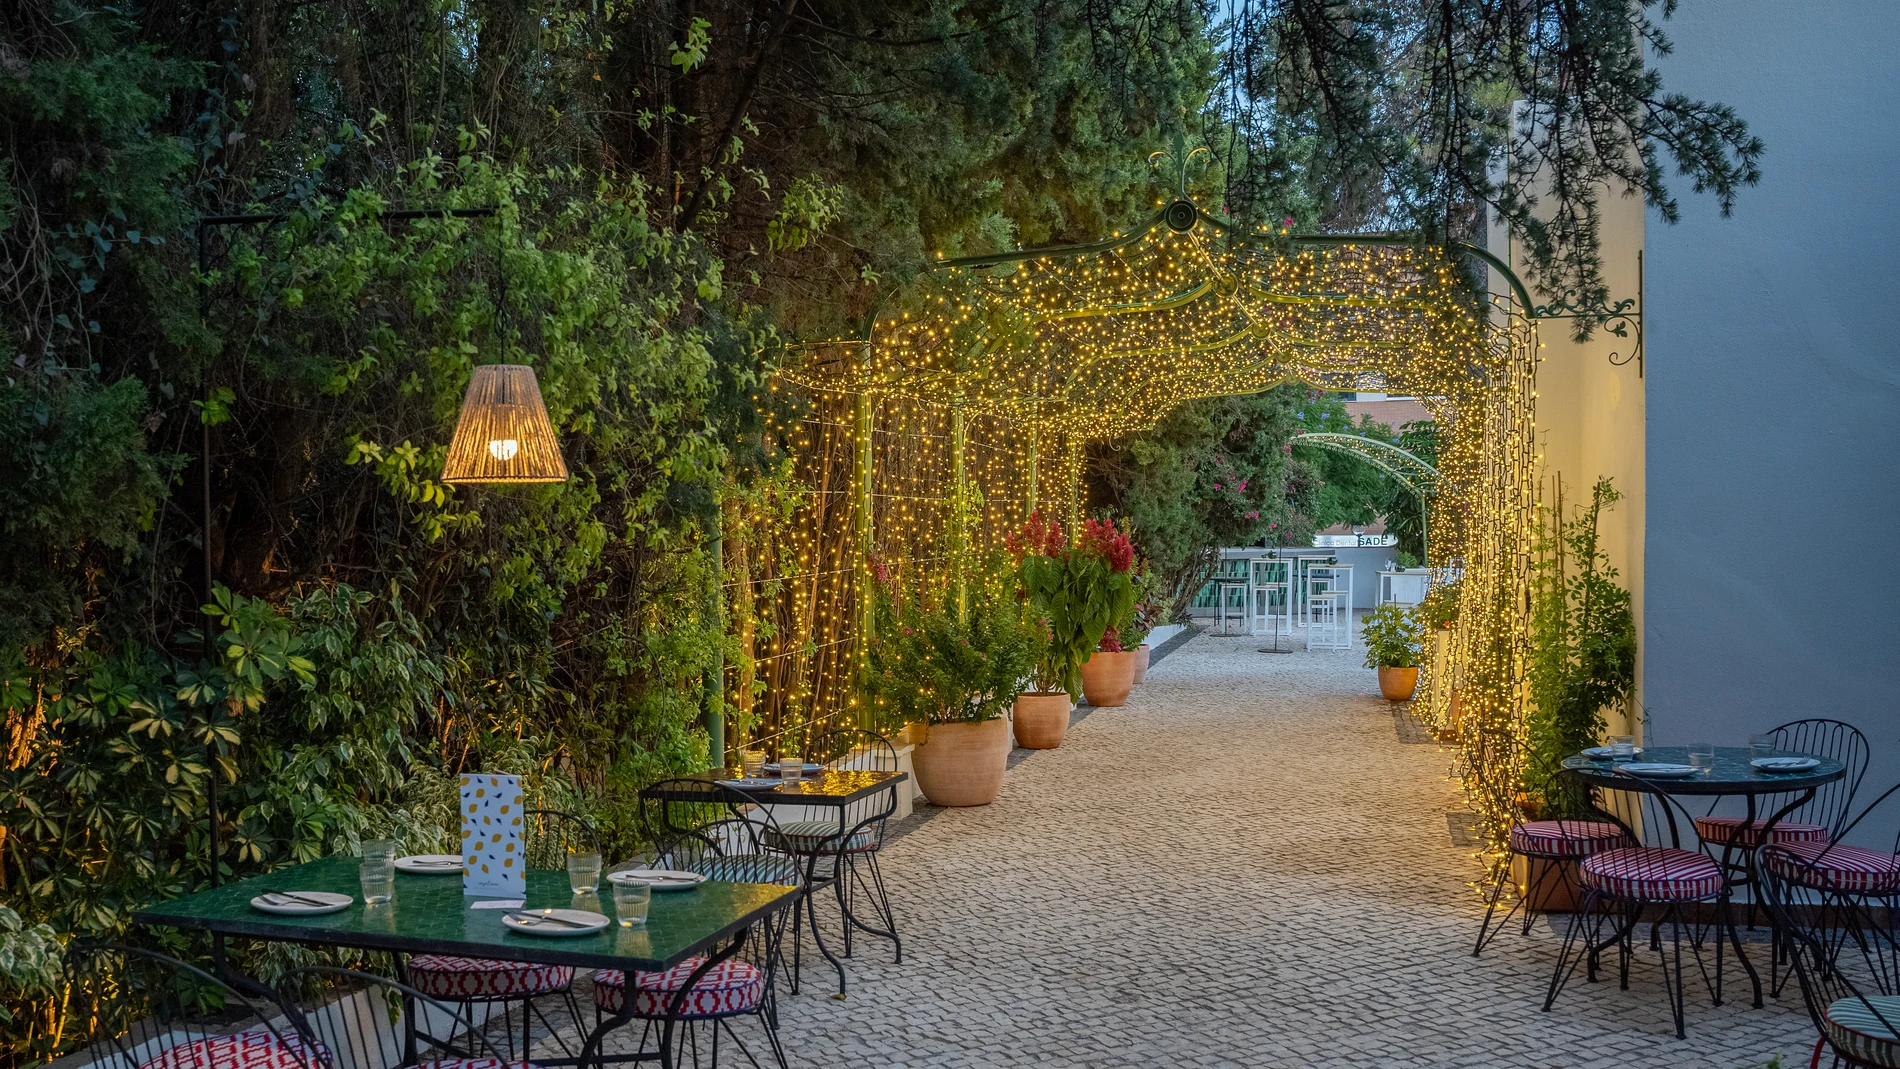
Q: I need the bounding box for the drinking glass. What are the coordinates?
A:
[1608,735,1636,759]
[1748,734,1777,760]
[778,757,803,785]
[742,749,767,778]
[359,839,397,904]
[613,879,651,927]
[1688,743,1716,774]
[567,845,602,895]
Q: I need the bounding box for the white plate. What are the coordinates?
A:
[1623,763,1700,778]
[716,778,784,790]
[1581,746,1642,760]
[502,908,609,937]
[1752,757,1821,772]
[761,762,822,774]
[251,891,353,915]
[395,854,465,874]
[609,869,707,892]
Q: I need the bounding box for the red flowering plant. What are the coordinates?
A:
[1013,512,1137,698]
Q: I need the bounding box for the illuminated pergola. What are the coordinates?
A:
[742,146,1547,843]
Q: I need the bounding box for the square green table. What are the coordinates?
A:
[134,855,797,1068]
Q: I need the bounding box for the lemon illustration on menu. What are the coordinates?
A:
[461,773,526,897]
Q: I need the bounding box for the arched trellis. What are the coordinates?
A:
[1291,430,1440,563]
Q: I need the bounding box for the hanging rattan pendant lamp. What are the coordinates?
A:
[441,364,568,484]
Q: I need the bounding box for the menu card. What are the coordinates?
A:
[461,773,526,897]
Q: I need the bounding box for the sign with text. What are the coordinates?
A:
[1312,533,1398,548]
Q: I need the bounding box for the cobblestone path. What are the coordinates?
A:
[642,632,1816,1067]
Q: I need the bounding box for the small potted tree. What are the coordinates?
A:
[863,573,1036,806]
[1019,516,1137,709]
[1361,602,1424,701]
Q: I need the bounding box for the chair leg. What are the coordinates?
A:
[1544,889,1600,1012]
[1662,904,1687,1039]
[1473,858,1513,956]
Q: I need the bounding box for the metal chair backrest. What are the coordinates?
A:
[805,728,900,849]
[640,778,803,888]
[66,944,322,1069]
[1767,718,1872,836]
[1759,853,1900,1058]
[523,807,601,871]
[1596,767,1706,853]
[282,964,514,1069]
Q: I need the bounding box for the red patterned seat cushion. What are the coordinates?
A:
[769,819,875,855]
[1765,841,1900,896]
[407,955,573,1000]
[1580,847,1725,901]
[1693,815,1827,847]
[1510,820,1630,859]
[141,1031,329,1069]
[593,958,766,1019]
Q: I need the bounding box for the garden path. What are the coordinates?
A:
[594,630,1816,1068]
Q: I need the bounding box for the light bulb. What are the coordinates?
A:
[488,438,520,461]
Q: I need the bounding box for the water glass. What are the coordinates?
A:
[359,839,397,904]
[613,879,652,927]
[1688,743,1716,773]
[742,749,767,778]
[778,758,803,784]
[567,847,602,895]
[1608,735,1636,759]
[1749,734,1777,760]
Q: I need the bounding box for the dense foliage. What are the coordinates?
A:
[1012,515,1137,698]
[1360,604,1423,670]
[862,561,1039,726]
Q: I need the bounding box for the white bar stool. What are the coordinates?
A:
[1307,591,1350,650]
[1215,579,1251,635]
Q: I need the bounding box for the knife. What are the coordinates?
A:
[261,889,334,907]
[505,910,592,929]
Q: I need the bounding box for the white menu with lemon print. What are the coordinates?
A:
[461,773,526,897]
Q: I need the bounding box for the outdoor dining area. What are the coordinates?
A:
[1472,717,1900,1061]
[71,729,909,1069]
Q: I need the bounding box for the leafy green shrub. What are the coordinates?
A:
[861,578,1038,726]
[1011,514,1136,698]
[1361,603,1423,669]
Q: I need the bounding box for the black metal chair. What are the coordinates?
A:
[1760,840,1900,1068]
[1471,743,1633,956]
[784,728,902,979]
[403,809,594,1062]
[65,944,324,1069]
[1694,718,1869,850]
[599,779,801,1069]
[1542,767,1740,1039]
[1761,780,1900,1000]
[283,963,535,1069]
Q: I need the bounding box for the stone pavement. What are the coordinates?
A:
[604,631,1818,1067]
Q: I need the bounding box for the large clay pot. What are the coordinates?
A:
[1080,649,1137,707]
[1012,692,1072,749]
[1377,666,1419,702]
[1131,644,1153,684]
[910,718,1011,806]
[1512,855,1584,913]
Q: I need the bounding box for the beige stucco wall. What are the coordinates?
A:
[1490,190,1647,736]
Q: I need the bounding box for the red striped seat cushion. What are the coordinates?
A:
[140,1031,329,1069]
[407,955,573,999]
[1693,816,1827,847]
[1580,847,1725,901]
[769,819,876,855]
[1765,841,1900,896]
[593,958,765,1019]
[1510,820,1630,859]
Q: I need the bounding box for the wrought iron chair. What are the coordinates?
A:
[785,728,903,981]
[1471,745,1632,957]
[284,963,535,1069]
[66,944,324,1069]
[1542,766,1739,1039]
[1760,844,1900,1069]
[595,778,801,1069]
[1694,718,1870,851]
[403,809,594,1062]
[1761,780,1900,999]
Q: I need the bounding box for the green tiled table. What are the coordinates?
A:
[135,855,797,1067]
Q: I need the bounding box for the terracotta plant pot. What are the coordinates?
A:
[1512,854,1584,913]
[1012,692,1072,749]
[1079,649,1137,707]
[1377,666,1419,702]
[1130,644,1152,684]
[910,718,1011,806]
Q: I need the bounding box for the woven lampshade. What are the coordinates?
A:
[441,364,568,484]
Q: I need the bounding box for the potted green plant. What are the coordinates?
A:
[1017,514,1138,710]
[1361,602,1424,701]
[862,572,1037,806]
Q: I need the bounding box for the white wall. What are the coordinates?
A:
[1644,0,1900,847]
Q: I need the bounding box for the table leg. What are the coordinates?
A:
[799,848,849,999]
[1722,794,1766,1008]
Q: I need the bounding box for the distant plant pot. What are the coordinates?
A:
[1377,666,1419,702]
[911,718,1010,806]
[1012,692,1072,749]
[1080,650,1137,707]
[1131,644,1152,684]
